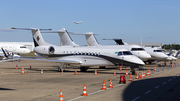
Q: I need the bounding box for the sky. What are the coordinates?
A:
[0,0,180,46]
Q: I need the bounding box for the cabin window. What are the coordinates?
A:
[95,52,97,55]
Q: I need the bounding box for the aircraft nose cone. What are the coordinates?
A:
[24,49,31,54]
[140,53,151,61]
[124,56,145,66]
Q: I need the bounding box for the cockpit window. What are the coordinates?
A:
[131,48,145,51]
[123,51,133,55]
[118,52,123,56]
[154,50,162,52]
[118,51,133,56]
[20,46,26,48]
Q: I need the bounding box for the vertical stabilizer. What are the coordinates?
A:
[57,28,79,46]
[84,32,99,46]
[31,29,47,47]
[11,28,51,47]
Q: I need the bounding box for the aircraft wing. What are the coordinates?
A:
[0,59,20,62]
[17,58,82,64]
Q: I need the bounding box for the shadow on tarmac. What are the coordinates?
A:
[123,76,180,101]
[0,87,15,90]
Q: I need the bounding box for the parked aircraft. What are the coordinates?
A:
[0,43,30,54]
[112,39,169,64]
[0,47,20,62]
[49,30,151,62]
[40,29,151,73]
[11,28,144,72]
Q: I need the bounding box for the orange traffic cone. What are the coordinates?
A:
[126,69,128,76]
[139,72,142,79]
[16,64,18,69]
[147,70,150,76]
[129,74,132,81]
[59,89,64,101]
[82,84,88,96]
[114,71,116,76]
[21,66,24,74]
[120,66,122,71]
[172,64,174,68]
[142,71,145,78]
[109,79,113,88]
[74,69,77,75]
[143,71,146,78]
[94,69,97,75]
[117,64,119,69]
[102,80,106,90]
[136,72,139,79]
[154,66,156,71]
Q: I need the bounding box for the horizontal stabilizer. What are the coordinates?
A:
[103,39,124,45]
[11,27,52,31]
[69,32,99,35]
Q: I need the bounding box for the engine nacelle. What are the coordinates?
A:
[34,46,55,55]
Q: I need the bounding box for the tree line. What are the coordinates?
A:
[162,44,180,50]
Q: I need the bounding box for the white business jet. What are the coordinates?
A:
[11,27,144,72]
[112,39,169,64]
[0,47,20,62]
[41,29,150,73]
[0,43,30,55]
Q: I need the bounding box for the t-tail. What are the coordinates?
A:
[41,28,79,46]
[70,32,100,46]
[11,28,52,47]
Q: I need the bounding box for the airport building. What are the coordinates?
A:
[127,42,163,48]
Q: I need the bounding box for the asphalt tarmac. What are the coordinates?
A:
[0,59,180,101]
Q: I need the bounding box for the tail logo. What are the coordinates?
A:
[37,36,40,41]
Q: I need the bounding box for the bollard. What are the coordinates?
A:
[41,69,43,74]
[158,69,159,72]
[30,64,31,69]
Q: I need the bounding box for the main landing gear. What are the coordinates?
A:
[80,67,89,72]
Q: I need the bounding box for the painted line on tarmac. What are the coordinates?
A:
[145,90,151,94]
[132,96,140,101]
[169,79,172,81]
[68,96,84,101]
[69,67,177,101]
[155,86,160,89]
[163,82,166,85]
[88,90,103,95]
[68,83,123,101]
